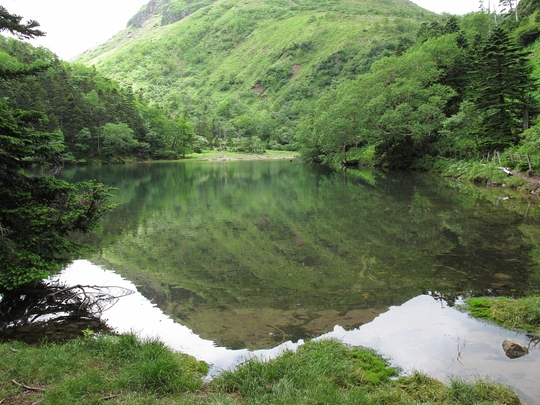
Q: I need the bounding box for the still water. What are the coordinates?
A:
[60,160,540,402]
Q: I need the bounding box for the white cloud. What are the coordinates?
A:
[411,0,480,15]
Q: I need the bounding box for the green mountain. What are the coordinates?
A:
[76,0,433,150]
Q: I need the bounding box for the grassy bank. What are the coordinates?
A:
[431,157,539,194]
[1,336,521,404]
[462,296,540,335]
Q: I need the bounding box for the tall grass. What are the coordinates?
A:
[0,335,522,404]
[433,158,527,187]
[213,339,520,404]
[0,333,208,405]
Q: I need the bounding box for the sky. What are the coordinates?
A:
[3,0,482,61]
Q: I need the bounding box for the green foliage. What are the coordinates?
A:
[297,11,538,169]
[0,5,44,39]
[88,0,540,168]
[464,297,494,320]
[0,336,520,404]
[0,176,115,290]
[0,36,187,163]
[77,0,431,153]
[213,339,519,404]
[463,296,540,334]
[110,335,208,394]
[0,8,115,290]
[514,22,540,46]
[101,122,139,158]
[214,339,398,401]
[0,98,115,290]
[6,0,538,168]
[435,159,516,184]
[469,26,536,151]
[448,377,521,405]
[235,135,266,153]
[0,333,208,404]
[299,34,457,168]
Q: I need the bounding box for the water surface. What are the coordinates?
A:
[60,160,540,402]
[59,260,540,404]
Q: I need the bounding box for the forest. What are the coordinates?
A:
[297,9,540,169]
[1,0,540,288]
[0,38,202,164]
[73,0,540,172]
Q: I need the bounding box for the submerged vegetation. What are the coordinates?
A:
[0,337,521,405]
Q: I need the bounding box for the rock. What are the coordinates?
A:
[502,339,529,359]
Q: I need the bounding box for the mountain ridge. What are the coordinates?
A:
[76,0,435,149]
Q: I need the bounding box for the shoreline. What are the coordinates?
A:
[186,151,299,162]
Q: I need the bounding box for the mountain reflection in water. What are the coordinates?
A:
[57,161,540,403]
[62,161,540,351]
[59,260,540,405]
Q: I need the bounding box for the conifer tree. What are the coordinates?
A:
[469,25,535,151]
[0,7,114,290]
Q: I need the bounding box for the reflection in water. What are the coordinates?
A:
[55,161,540,403]
[0,280,128,343]
[60,260,540,405]
[62,161,540,350]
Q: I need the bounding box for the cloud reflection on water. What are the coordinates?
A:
[58,260,540,404]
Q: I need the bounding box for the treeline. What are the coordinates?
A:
[4,1,540,169]
[0,37,203,163]
[78,0,432,156]
[297,4,540,169]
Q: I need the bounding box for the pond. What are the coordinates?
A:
[59,160,540,402]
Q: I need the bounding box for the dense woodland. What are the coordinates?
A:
[298,8,540,169]
[0,39,201,163]
[74,0,540,170]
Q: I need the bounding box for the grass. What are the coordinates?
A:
[463,296,540,334]
[433,158,528,188]
[0,336,521,404]
[0,333,208,405]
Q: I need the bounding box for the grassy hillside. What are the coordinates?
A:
[77,0,434,150]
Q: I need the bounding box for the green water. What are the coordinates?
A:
[63,160,540,349]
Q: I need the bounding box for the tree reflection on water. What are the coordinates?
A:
[0,282,133,343]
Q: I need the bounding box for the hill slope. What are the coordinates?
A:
[77,0,434,150]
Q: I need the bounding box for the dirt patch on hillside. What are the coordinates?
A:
[511,170,540,194]
[253,82,265,96]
